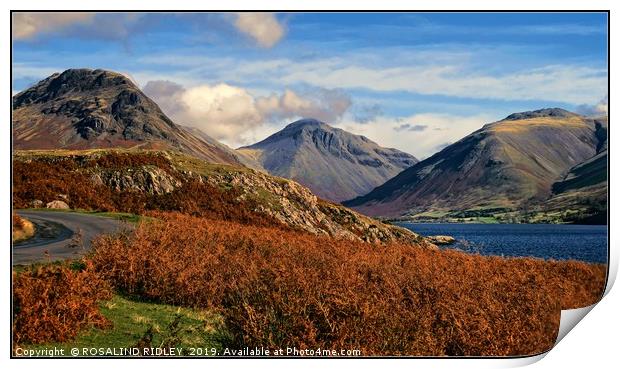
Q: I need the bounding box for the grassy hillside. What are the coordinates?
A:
[13,149,426,245]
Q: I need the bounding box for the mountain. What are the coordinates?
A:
[344,108,607,218]
[237,119,418,202]
[542,144,608,224]
[12,68,240,165]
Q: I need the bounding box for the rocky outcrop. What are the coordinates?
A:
[197,163,432,245]
[427,235,456,245]
[46,200,70,209]
[14,149,432,247]
[90,166,181,195]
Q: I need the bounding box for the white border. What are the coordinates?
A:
[1,2,615,368]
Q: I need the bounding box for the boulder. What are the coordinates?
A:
[30,199,44,208]
[46,200,70,209]
[427,235,456,245]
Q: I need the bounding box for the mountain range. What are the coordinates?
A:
[13,68,416,202]
[12,69,608,224]
[343,108,608,222]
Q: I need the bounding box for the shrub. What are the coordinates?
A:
[12,261,112,345]
[12,214,34,242]
[91,213,606,356]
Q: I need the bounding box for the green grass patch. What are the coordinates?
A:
[410,210,450,219]
[20,208,144,223]
[168,152,250,177]
[24,294,228,356]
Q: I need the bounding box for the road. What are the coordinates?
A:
[13,210,130,265]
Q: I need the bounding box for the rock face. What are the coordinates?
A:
[198,164,431,245]
[12,68,241,166]
[238,119,418,202]
[344,109,607,217]
[90,166,181,195]
[46,200,70,209]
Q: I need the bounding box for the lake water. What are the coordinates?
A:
[396,223,608,263]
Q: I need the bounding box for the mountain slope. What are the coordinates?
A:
[344,108,606,217]
[540,147,608,224]
[552,149,607,195]
[181,125,264,171]
[12,68,240,165]
[237,119,418,202]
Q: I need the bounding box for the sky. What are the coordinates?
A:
[12,12,608,158]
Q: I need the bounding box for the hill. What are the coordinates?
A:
[12,149,432,246]
[238,119,418,202]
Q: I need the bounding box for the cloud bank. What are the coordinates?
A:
[576,95,608,117]
[143,80,350,146]
[12,12,95,40]
[13,12,286,48]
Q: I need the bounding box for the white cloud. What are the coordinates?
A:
[233,13,285,48]
[277,62,607,105]
[334,113,495,159]
[256,88,351,123]
[12,12,95,40]
[135,50,607,106]
[143,80,350,147]
[576,95,608,117]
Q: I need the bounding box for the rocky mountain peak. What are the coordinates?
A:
[13,68,136,108]
[238,118,418,202]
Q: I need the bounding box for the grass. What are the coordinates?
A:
[23,294,227,356]
[22,208,144,223]
[167,151,251,176]
[489,116,587,133]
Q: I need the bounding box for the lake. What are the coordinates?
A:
[396,223,608,263]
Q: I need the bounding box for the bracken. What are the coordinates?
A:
[90,212,606,356]
[12,154,282,227]
[12,261,112,345]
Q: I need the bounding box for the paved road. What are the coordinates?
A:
[13,210,130,265]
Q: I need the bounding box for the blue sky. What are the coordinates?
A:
[12,12,608,158]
